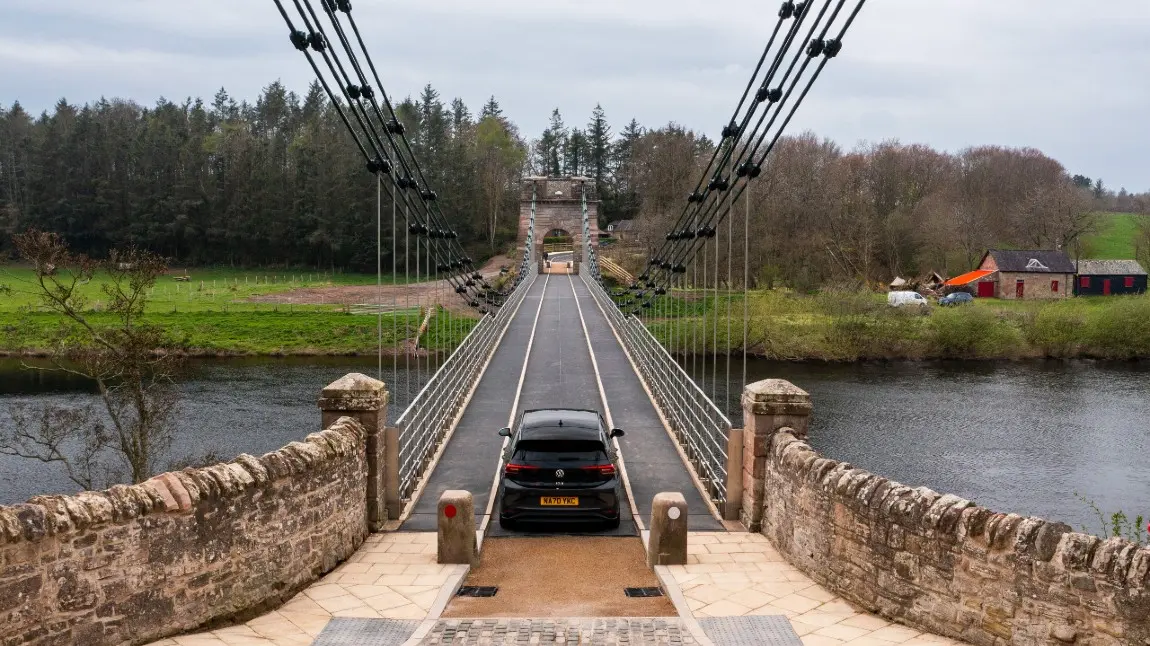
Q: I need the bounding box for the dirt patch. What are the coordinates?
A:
[245,256,513,315]
[443,537,675,618]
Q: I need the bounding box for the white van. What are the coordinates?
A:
[887,290,928,308]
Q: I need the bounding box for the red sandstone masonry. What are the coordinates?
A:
[0,417,369,646]
[761,431,1150,646]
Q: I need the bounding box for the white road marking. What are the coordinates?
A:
[479,272,552,532]
[566,274,645,532]
[398,272,539,523]
[579,272,725,523]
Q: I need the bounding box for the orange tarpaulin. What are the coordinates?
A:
[944,269,995,286]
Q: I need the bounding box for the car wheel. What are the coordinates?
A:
[499,515,517,531]
[605,516,620,530]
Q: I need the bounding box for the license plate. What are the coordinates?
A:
[540,496,578,506]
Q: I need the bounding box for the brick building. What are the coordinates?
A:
[974,249,1076,300]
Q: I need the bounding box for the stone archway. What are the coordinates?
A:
[517,177,599,253]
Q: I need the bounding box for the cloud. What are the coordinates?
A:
[2,0,1149,190]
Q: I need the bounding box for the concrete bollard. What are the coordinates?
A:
[437,490,476,565]
[647,492,688,567]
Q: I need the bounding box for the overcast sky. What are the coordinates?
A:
[3,0,1148,191]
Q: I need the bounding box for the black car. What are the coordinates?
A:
[497,408,625,530]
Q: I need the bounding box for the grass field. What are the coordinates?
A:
[1083,212,1143,259]
[639,288,1150,361]
[0,266,477,355]
[0,266,394,314]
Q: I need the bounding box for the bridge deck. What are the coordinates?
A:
[402,273,722,534]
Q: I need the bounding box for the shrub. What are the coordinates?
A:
[1087,295,1150,358]
[927,305,1022,358]
[1025,305,1085,357]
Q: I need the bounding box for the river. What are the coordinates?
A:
[1,356,1147,533]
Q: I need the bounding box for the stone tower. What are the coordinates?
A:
[517,176,600,251]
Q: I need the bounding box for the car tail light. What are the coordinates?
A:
[582,464,616,476]
[504,462,534,476]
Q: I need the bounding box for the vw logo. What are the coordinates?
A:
[555,469,565,479]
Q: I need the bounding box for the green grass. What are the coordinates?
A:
[0,266,478,355]
[1083,212,1142,259]
[0,266,398,315]
[0,309,478,355]
[634,289,1150,361]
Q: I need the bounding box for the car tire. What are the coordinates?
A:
[499,516,517,531]
[605,516,621,530]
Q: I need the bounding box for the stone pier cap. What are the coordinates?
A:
[319,373,389,410]
[742,379,811,416]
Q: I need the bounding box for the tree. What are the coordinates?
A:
[1,231,184,488]
[586,105,613,212]
[476,117,526,250]
[534,108,567,176]
[1093,177,1106,200]
[480,96,503,120]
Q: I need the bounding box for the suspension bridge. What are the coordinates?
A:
[264,0,870,641]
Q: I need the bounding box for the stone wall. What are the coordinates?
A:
[997,271,1073,300]
[0,417,369,646]
[518,177,600,249]
[761,430,1150,646]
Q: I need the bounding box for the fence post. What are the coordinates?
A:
[319,373,390,531]
[740,379,811,531]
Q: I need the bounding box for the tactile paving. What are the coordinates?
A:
[311,618,422,646]
[697,615,802,646]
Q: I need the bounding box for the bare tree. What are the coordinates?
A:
[1,231,183,488]
[1136,214,1150,270]
[1019,181,1097,251]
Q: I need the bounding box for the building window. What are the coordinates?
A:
[1126,276,1135,288]
[1080,276,1090,288]
[1051,280,1059,293]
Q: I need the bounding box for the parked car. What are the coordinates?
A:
[887,290,929,308]
[938,292,974,307]
[497,408,625,530]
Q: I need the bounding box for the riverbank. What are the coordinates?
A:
[4,263,1148,359]
[644,289,1150,361]
[0,311,478,356]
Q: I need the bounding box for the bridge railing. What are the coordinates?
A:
[393,258,534,505]
[582,273,731,508]
[580,186,731,510]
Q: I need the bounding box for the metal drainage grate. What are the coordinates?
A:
[312,618,421,646]
[624,587,664,598]
[697,616,802,646]
[456,586,498,597]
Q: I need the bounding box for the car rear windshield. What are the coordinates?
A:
[513,439,606,463]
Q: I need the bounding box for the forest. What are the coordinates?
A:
[2,80,1148,288]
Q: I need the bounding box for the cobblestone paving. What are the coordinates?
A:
[420,618,697,645]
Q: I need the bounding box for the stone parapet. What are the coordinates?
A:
[319,373,389,530]
[761,430,1150,646]
[740,379,811,531]
[0,417,369,646]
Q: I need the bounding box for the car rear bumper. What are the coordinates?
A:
[499,480,620,522]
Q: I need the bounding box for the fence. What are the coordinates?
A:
[391,186,538,506]
[580,185,732,509]
[392,273,534,503]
